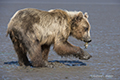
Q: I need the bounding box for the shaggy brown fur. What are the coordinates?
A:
[7,8,92,67]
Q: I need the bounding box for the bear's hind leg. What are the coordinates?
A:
[14,41,30,66]
[10,31,30,66]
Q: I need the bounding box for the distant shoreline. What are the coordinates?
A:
[0,2,120,5]
[0,0,120,5]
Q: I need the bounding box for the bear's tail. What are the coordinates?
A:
[6,27,10,37]
[6,25,12,37]
[6,29,9,37]
[6,20,14,37]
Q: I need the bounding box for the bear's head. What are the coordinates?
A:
[70,12,92,43]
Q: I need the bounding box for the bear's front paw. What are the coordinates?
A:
[79,50,92,60]
[44,61,54,68]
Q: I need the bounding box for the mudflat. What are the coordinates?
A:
[0,1,120,80]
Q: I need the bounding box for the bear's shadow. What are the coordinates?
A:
[4,60,86,67]
[49,60,86,66]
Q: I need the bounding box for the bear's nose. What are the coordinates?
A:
[84,39,92,43]
[87,39,92,43]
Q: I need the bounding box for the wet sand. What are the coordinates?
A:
[0,1,120,80]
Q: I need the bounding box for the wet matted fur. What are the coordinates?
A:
[7,8,92,67]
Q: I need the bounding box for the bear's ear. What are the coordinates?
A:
[84,12,89,18]
[75,11,83,21]
[78,11,83,18]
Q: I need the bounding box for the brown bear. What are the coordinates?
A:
[6,8,92,67]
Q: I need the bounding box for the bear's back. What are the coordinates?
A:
[7,8,71,45]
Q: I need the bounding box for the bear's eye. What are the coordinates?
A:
[84,27,88,31]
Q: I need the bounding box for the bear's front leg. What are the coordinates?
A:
[54,41,92,60]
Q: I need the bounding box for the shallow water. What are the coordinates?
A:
[0,1,120,80]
